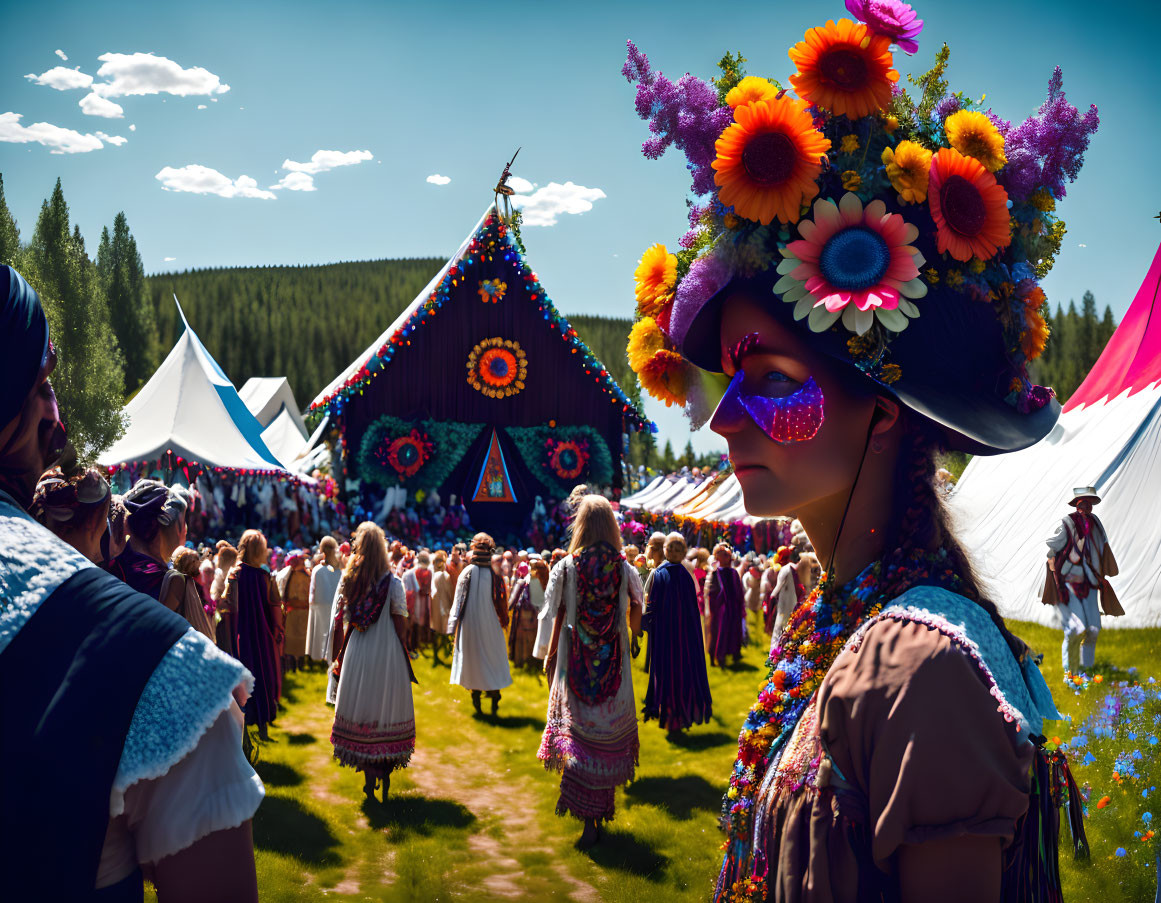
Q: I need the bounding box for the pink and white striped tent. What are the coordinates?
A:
[950,243,1161,628]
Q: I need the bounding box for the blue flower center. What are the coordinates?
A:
[489,357,510,378]
[397,442,419,466]
[818,226,890,290]
[559,449,578,471]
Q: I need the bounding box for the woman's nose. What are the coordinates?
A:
[710,372,748,437]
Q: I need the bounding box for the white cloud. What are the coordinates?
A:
[197,104,207,110]
[282,149,373,175]
[79,92,124,118]
[507,175,534,194]
[94,131,127,146]
[426,173,451,186]
[24,66,93,91]
[163,256,176,262]
[0,112,113,154]
[129,124,136,131]
[510,180,606,226]
[55,49,68,61]
[155,164,275,200]
[92,52,229,98]
[270,172,316,192]
[1078,243,1087,248]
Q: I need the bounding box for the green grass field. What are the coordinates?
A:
[154,614,1161,902]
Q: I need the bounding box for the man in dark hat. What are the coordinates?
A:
[1043,485,1122,676]
[0,265,261,900]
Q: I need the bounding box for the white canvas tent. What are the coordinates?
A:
[261,408,311,471]
[950,242,1161,628]
[100,300,288,474]
[240,376,307,435]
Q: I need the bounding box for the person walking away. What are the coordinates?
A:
[211,544,238,656]
[330,522,416,801]
[161,547,216,640]
[705,543,744,667]
[447,533,512,716]
[507,561,540,667]
[1042,486,1122,676]
[277,551,311,673]
[307,537,342,668]
[641,532,712,737]
[224,530,282,740]
[0,264,262,901]
[535,494,643,848]
[429,550,455,666]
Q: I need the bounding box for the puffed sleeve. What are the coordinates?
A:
[389,576,408,617]
[818,617,1034,869]
[1046,518,1069,557]
[120,702,264,865]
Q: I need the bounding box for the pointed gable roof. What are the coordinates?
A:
[309,206,651,432]
[1064,242,1161,412]
[100,299,286,473]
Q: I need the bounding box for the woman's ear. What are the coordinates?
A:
[870,396,901,438]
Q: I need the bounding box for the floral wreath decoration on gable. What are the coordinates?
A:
[467,337,528,398]
[310,213,654,434]
[478,278,507,303]
[621,3,1097,422]
[359,415,484,492]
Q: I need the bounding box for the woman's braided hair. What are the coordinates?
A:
[879,416,1027,661]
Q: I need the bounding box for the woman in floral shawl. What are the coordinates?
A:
[535,494,644,848]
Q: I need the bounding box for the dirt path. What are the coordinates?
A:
[276,678,599,902]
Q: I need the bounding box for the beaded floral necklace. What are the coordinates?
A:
[715,548,963,902]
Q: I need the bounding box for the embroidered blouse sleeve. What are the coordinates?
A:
[388,577,408,617]
[818,617,1034,869]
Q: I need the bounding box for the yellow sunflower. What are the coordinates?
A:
[726,76,779,110]
[944,110,1007,173]
[634,244,677,317]
[712,94,831,225]
[627,317,667,372]
[881,140,932,203]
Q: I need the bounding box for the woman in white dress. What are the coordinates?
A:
[447,533,512,716]
[306,536,342,665]
[329,522,415,802]
[535,494,643,848]
[430,550,454,666]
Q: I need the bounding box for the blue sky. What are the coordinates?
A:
[3,0,1159,452]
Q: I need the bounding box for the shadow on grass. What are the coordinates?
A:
[253,794,341,867]
[362,793,477,839]
[625,775,721,821]
[473,712,545,731]
[581,827,668,880]
[719,660,759,674]
[665,730,736,752]
[286,732,317,746]
[255,760,304,788]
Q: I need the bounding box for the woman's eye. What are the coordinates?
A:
[763,371,790,383]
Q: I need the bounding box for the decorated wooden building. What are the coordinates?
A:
[309,205,652,534]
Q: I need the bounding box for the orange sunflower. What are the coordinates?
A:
[788,19,898,119]
[928,148,1011,262]
[712,94,831,225]
[638,350,687,407]
[1021,307,1049,362]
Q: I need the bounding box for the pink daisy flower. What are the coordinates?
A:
[844,0,924,55]
[774,192,927,336]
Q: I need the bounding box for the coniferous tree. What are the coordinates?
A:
[661,439,675,472]
[0,174,22,268]
[1079,290,1097,371]
[99,212,158,392]
[1098,305,1116,356]
[27,179,125,460]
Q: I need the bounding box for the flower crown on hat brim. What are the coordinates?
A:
[622,2,1098,430]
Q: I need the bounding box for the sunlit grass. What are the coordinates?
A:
[142,612,1159,901]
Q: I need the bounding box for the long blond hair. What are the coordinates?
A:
[228,529,267,581]
[342,521,389,604]
[567,495,622,556]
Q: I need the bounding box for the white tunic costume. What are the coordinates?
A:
[447,563,512,692]
[306,563,341,661]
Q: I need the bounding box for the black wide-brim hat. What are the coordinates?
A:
[675,196,1060,457]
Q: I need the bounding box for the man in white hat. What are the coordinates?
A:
[1042,486,1122,676]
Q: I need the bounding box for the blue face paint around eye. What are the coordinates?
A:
[715,370,826,444]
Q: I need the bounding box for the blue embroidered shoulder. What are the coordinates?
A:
[849,585,1060,736]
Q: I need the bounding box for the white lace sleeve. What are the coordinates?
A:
[389,576,408,617]
[534,559,567,658]
[119,702,263,865]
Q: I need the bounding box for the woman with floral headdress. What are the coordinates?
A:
[535,494,644,848]
[621,3,1096,898]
